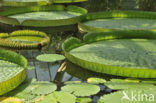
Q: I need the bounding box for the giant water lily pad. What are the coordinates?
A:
[0,49,27,95]
[0,5,87,33]
[79,11,156,32]
[63,31,156,78]
[0,30,50,50]
[2,0,88,7]
[9,11,82,24]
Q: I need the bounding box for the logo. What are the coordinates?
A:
[121,90,154,102]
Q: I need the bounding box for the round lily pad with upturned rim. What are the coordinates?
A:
[0,49,27,95]
[36,54,65,62]
[0,30,50,50]
[78,11,156,32]
[62,31,156,78]
[0,5,87,27]
[2,0,88,7]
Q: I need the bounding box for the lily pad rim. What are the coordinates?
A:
[62,31,156,78]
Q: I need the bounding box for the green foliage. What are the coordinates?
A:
[105,81,155,90]
[11,30,47,37]
[0,5,87,27]
[62,37,82,52]
[0,33,9,38]
[0,49,27,95]
[76,97,92,103]
[61,83,100,96]
[37,91,76,103]
[36,54,65,62]
[98,88,156,103]
[63,32,156,78]
[0,30,50,50]
[5,80,57,102]
[79,11,156,32]
[87,77,106,84]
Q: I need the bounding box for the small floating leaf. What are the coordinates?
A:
[5,80,57,102]
[37,91,76,103]
[87,77,106,84]
[30,81,57,95]
[61,83,100,96]
[36,54,65,62]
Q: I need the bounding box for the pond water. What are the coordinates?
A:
[17,33,119,102]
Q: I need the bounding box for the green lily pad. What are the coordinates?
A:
[0,60,24,83]
[61,83,100,96]
[5,80,57,102]
[84,18,156,30]
[87,77,106,84]
[0,49,27,95]
[37,91,76,103]
[98,88,156,103]
[63,31,156,78]
[29,81,57,95]
[36,54,65,62]
[0,30,50,50]
[76,97,92,103]
[105,79,155,90]
[79,11,156,32]
[9,11,81,24]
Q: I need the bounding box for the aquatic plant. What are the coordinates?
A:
[36,54,65,62]
[0,5,87,33]
[78,11,156,32]
[0,49,27,95]
[1,0,88,7]
[63,31,156,78]
[0,30,50,50]
[61,83,100,96]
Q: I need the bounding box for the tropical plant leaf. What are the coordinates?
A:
[36,54,65,62]
[30,81,57,95]
[87,77,106,84]
[37,91,76,103]
[105,79,155,90]
[63,31,156,78]
[0,97,22,103]
[84,18,156,30]
[0,30,50,50]
[76,97,92,103]
[0,49,27,95]
[79,11,156,32]
[61,83,100,96]
[98,88,156,103]
[0,60,24,83]
[5,80,57,102]
[9,11,82,23]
